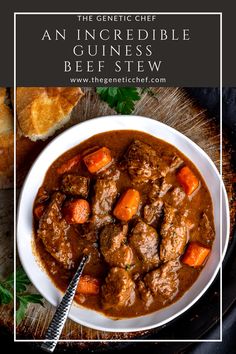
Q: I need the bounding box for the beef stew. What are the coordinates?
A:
[33,130,215,318]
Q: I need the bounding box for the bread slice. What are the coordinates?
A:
[16,87,84,141]
[0,88,14,188]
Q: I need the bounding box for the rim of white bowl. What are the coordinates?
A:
[17,115,230,332]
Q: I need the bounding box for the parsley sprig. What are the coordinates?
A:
[96,87,140,114]
[0,268,44,324]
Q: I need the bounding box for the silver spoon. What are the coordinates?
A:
[41,254,89,352]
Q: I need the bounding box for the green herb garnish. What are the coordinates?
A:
[0,283,13,304]
[16,294,44,324]
[96,87,140,114]
[0,267,44,324]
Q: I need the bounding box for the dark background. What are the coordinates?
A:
[16,14,220,87]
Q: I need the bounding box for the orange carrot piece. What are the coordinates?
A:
[83,147,112,173]
[34,204,45,220]
[63,199,90,224]
[182,242,210,267]
[76,275,100,295]
[113,189,140,221]
[57,154,81,174]
[177,166,199,195]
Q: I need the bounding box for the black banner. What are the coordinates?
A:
[16,13,220,87]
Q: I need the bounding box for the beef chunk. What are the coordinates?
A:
[168,155,183,171]
[161,204,175,235]
[91,179,118,227]
[61,174,89,198]
[126,140,160,184]
[100,224,133,268]
[160,155,183,177]
[200,213,215,244]
[129,220,160,270]
[143,200,163,225]
[143,179,170,225]
[144,260,180,300]
[38,192,74,269]
[102,245,133,269]
[137,280,154,307]
[100,223,128,253]
[101,268,135,309]
[160,205,187,262]
[170,187,186,206]
[98,165,121,181]
[127,141,183,184]
[191,212,215,246]
[148,181,160,201]
[159,180,172,198]
[148,179,172,201]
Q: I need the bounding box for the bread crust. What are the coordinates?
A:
[16,87,84,141]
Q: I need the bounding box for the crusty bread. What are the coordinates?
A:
[16,87,84,141]
[0,88,14,188]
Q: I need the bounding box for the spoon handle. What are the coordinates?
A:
[41,255,89,352]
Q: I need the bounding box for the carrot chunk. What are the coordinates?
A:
[182,242,210,267]
[76,275,100,295]
[34,204,45,220]
[83,147,112,173]
[57,154,81,174]
[113,189,140,221]
[177,166,199,195]
[63,199,90,224]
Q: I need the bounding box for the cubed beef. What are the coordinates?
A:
[129,220,160,271]
[160,205,187,262]
[170,187,186,206]
[91,179,118,227]
[160,155,183,177]
[101,268,135,309]
[159,180,172,198]
[200,213,215,244]
[100,223,128,253]
[191,212,215,246]
[98,165,121,181]
[143,200,163,225]
[101,245,133,269]
[38,192,74,269]
[161,204,175,235]
[148,181,160,201]
[61,174,90,198]
[143,179,171,225]
[126,140,160,184]
[137,280,154,307]
[148,179,172,201]
[100,224,133,268]
[144,260,180,300]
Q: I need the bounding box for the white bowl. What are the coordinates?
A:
[17,116,230,332]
